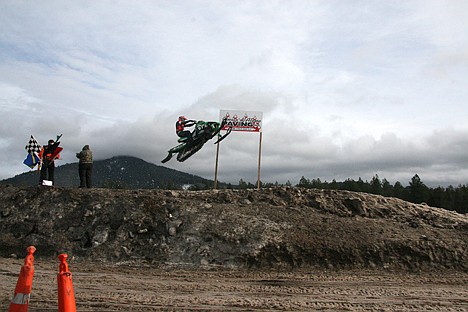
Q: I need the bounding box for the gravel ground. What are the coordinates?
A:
[1,257,467,311]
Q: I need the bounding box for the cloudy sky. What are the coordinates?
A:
[1,0,467,187]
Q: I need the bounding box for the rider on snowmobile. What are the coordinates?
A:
[162,117,231,163]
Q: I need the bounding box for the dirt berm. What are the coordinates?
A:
[0,184,466,271]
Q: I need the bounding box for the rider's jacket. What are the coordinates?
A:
[39,142,60,162]
[176,120,185,133]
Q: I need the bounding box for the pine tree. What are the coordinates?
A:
[408,174,429,203]
[370,174,382,195]
[381,178,393,197]
[298,176,311,188]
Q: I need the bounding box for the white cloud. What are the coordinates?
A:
[0,1,467,187]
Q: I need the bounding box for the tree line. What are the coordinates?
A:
[232,175,467,214]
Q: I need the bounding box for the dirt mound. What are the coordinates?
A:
[0,185,466,271]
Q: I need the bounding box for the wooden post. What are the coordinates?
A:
[257,132,263,190]
[214,134,221,189]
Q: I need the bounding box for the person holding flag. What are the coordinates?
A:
[39,135,62,186]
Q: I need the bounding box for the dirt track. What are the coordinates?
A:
[1,258,467,311]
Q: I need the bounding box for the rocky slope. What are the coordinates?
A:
[0,184,466,271]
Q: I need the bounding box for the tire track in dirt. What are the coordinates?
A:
[1,258,467,311]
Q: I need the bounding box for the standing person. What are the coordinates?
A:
[39,139,61,185]
[76,145,93,188]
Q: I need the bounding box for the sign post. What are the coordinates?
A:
[214,140,221,189]
[214,110,263,190]
[257,131,262,190]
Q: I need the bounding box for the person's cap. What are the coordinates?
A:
[48,139,55,144]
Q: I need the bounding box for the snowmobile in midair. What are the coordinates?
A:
[161,118,232,163]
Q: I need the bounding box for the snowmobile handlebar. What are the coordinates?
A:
[184,120,197,127]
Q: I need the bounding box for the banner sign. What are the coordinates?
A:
[220,110,263,132]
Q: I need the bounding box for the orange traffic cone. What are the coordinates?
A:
[57,254,76,312]
[8,246,36,312]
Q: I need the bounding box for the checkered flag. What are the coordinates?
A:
[25,135,42,155]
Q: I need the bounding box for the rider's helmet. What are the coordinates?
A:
[179,116,187,121]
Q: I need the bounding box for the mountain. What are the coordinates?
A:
[0,156,213,189]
